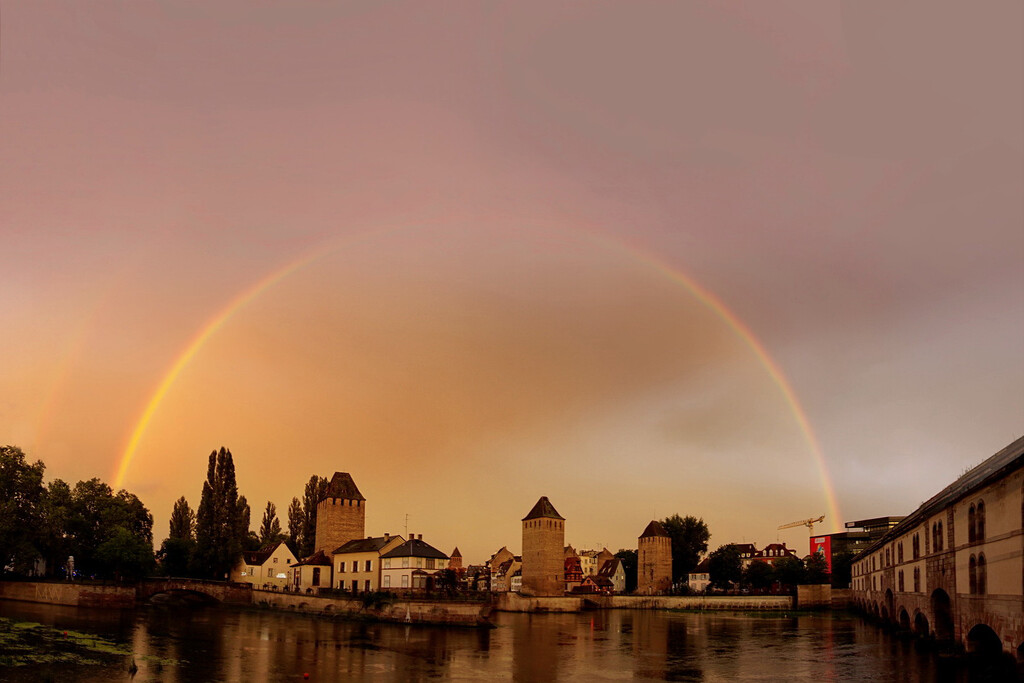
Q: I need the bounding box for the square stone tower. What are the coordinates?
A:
[638,520,673,594]
[314,472,366,555]
[521,496,565,597]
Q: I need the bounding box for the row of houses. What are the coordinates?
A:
[686,542,801,592]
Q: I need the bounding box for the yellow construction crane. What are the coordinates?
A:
[778,515,825,535]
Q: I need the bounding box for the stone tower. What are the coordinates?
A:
[521,496,565,597]
[314,472,366,555]
[637,520,672,594]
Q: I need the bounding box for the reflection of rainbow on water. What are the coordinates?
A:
[112,226,841,532]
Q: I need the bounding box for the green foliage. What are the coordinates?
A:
[829,551,855,588]
[168,497,195,541]
[804,553,830,584]
[707,544,742,589]
[773,555,806,588]
[0,445,46,574]
[193,448,246,579]
[287,497,303,553]
[614,549,638,593]
[95,526,154,580]
[259,501,284,547]
[299,475,328,558]
[742,559,775,590]
[659,514,711,582]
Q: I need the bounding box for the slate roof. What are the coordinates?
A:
[522,496,564,521]
[690,558,711,574]
[241,541,288,566]
[380,537,449,560]
[450,547,462,557]
[293,550,332,567]
[323,472,365,501]
[861,436,1024,557]
[598,558,621,577]
[333,535,401,555]
[639,520,669,538]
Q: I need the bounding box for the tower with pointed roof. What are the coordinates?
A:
[638,520,672,594]
[314,472,366,556]
[521,496,565,596]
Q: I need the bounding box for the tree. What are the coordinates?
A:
[774,556,806,589]
[742,560,775,591]
[159,496,195,577]
[0,445,45,575]
[707,544,742,589]
[299,475,328,558]
[259,501,284,547]
[805,553,830,584]
[287,497,303,553]
[194,448,245,579]
[37,478,73,577]
[830,551,855,589]
[238,495,260,551]
[614,549,638,593]
[96,526,154,580]
[660,514,710,582]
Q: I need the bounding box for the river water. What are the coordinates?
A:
[0,600,1015,682]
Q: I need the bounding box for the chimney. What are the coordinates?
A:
[418,534,423,541]
[384,533,390,539]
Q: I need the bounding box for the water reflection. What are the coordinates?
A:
[0,600,1012,682]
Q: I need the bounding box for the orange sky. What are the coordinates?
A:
[2,2,1021,564]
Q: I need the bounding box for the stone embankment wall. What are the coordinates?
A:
[0,581,135,608]
[796,585,832,608]
[594,595,794,611]
[496,593,585,612]
[255,590,492,627]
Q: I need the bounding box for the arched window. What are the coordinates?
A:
[976,501,985,541]
[913,567,920,593]
[936,521,944,551]
[969,555,977,594]
[885,548,890,566]
[898,543,904,563]
[898,570,904,592]
[968,504,976,542]
[912,534,920,559]
[978,554,987,595]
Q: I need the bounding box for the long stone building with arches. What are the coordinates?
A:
[850,436,1023,662]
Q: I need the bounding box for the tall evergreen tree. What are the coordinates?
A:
[193,448,243,579]
[258,501,283,547]
[299,475,328,558]
[159,496,195,577]
[287,497,303,553]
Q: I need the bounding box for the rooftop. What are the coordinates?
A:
[333,535,402,555]
[522,496,564,521]
[323,472,365,501]
[639,520,669,538]
[380,537,449,560]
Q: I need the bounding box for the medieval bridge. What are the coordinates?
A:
[137,578,254,605]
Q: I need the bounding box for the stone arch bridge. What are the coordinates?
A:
[137,578,254,605]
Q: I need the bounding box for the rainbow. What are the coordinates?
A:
[114,226,840,532]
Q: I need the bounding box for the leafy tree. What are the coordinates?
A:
[194,448,245,579]
[774,555,806,589]
[96,526,154,580]
[614,549,638,593]
[805,553,830,584]
[287,497,303,553]
[830,551,855,589]
[299,475,328,558]
[63,479,153,579]
[0,445,45,575]
[660,514,710,582]
[37,479,74,577]
[259,501,284,547]
[707,544,742,589]
[742,560,775,591]
[159,496,195,577]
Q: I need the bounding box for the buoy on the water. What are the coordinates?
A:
[303,674,309,680]
[63,631,67,638]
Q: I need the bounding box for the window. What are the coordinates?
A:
[383,558,391,569]
[978,554,987,594]
[339,580,345,590]
[913,567,920,593]
[401,575,409,588]
[976,501,986,541]
[312,567,321,587]
[365,560,372,572]
[898,543,903,563]
[383,575,390,588]
[364,580,371,592]
[968,504,977,542]
[273,557,278,564]
[969,555,977,594]
[898,570,904,592]
[339,561,346,573]
[426,558,435,570]
[402,557,410,568]
[912,534,920,559]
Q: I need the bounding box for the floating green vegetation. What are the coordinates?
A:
[0,617,131,667]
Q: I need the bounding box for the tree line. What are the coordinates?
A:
[0,445,154,580]
[157,447,328,579]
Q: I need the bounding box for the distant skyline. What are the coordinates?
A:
[2,2,1021,564]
